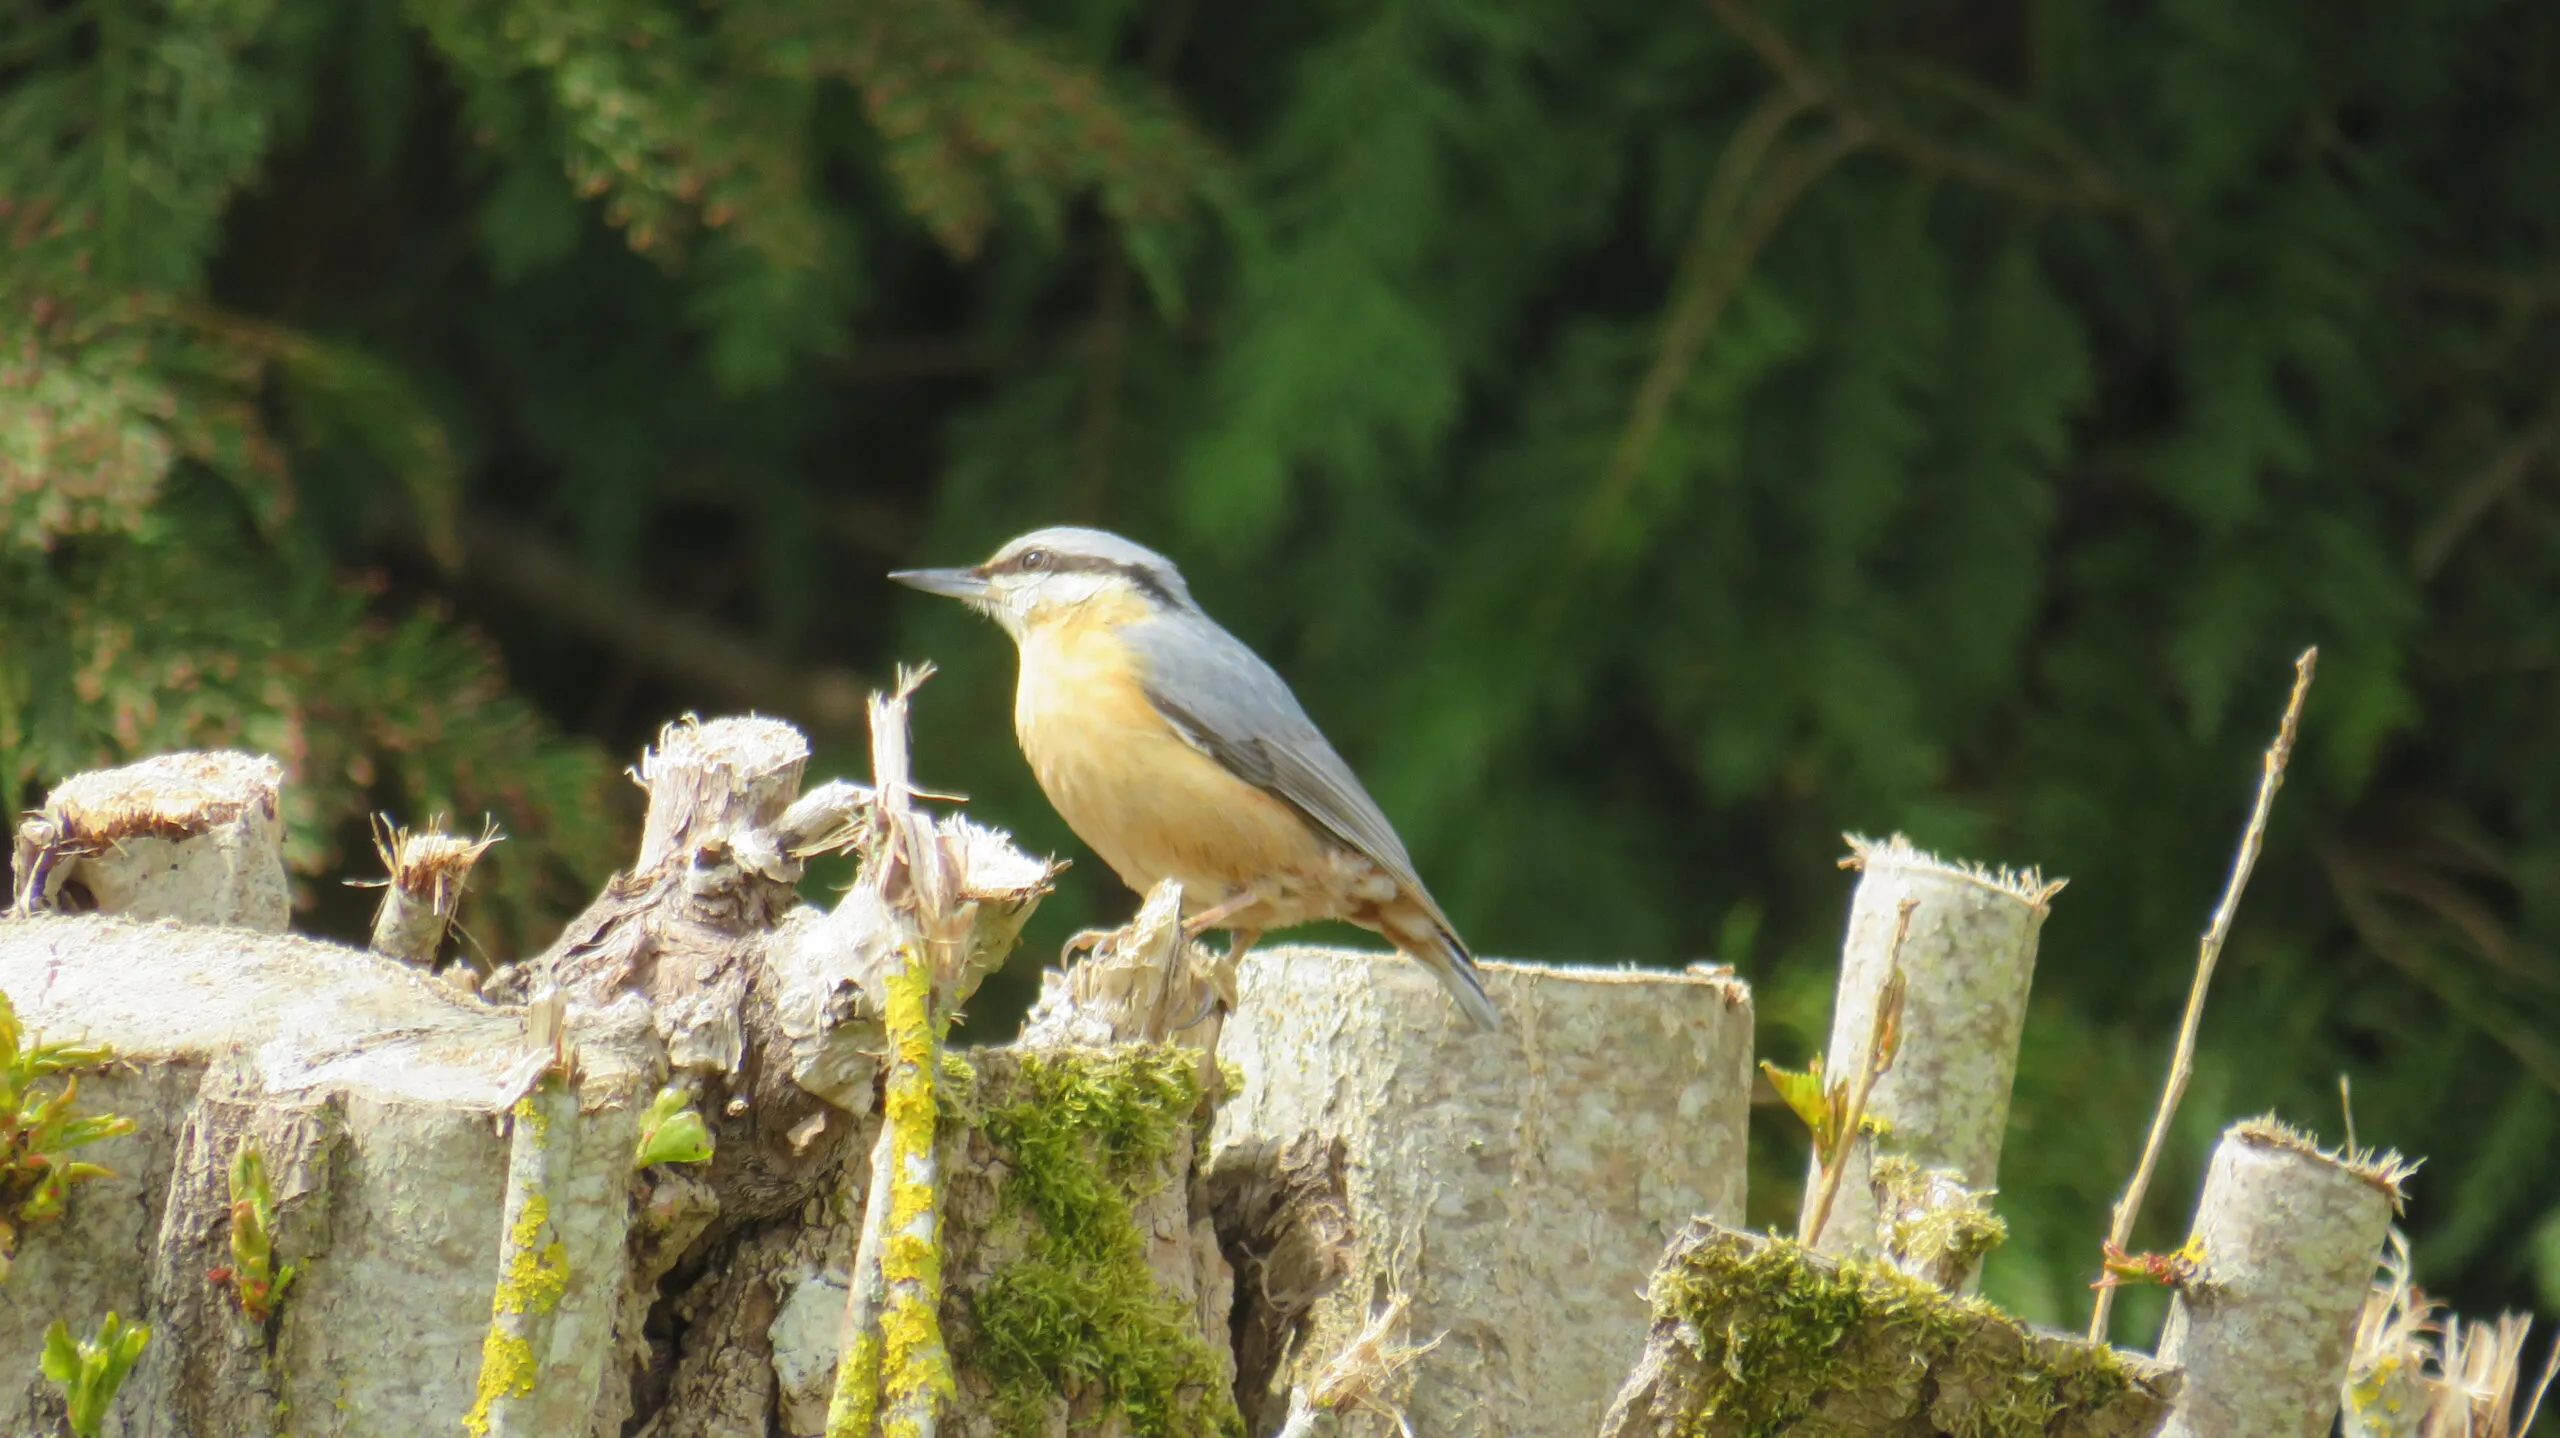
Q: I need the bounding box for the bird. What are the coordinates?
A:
[890,526,1499,1031]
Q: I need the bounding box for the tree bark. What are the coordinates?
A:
[1209,946,1756,1437]
[0,723,1066,1437]
[0,914,649,1436]
[1801,834,2059,1277]
[2154,1118,2406,1438]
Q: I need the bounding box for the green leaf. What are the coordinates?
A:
[1759,1057,1844,1156]
[632,1087,715,1168]
[38,1320,76,1384]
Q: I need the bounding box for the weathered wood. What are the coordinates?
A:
[1210,947,1755,1437]
[367,819,499,969]
[1802,834,2059,1281]
[466,1080,639,1437]
[664,1046,1237,1438]
[1016,879,1224,1065]
[0,717,1063,1437]
[12,751,290,930]
[0,915,646,1435]
[546,715,812,1079]
[2155,1118,2407,1438]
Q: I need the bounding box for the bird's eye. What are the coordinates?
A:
[1015,548,1051,572]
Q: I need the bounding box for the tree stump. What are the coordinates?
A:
[1210,946,1755,1436]
[2154,1118,2408,1438]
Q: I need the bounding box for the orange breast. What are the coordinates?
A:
[1013,612,1335,906]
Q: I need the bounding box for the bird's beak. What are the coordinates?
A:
[888,566,992,601]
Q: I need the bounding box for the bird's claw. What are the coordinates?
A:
[1061,926,1116,963]
[1172,943,1243,1034]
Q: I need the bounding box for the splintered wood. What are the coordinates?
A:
[12,750,291,930]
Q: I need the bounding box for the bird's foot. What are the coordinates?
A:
[1061,926,1118,964]
[1179,883,1270,938]
[1172,928,1253,1033]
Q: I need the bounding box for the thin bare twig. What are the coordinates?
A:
[2411,264,2560,314]
[1802,897,1915,1249]
[2088,647,2318,1343]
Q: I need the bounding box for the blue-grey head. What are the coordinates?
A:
[889,527,1197,639]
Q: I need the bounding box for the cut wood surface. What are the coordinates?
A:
[1211,945,1756,1437]
[0,915,644,1435]
[11,752,291,931]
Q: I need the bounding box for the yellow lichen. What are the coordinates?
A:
[463,1098,574,1437]
[830,1327,884,1438]
[462,1330,536,1436]
[879,954,952,1428]
[829,945,954,1438]
[492,1195,570,1316]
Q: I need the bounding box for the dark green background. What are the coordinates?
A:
[5,0,2557,1354]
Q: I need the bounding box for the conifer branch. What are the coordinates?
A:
[2323,847,2560,1096]
[1074,246,1133,519]
[2088,648,2317,1343]
[1575,121,1862,569]
[1700,0,2151,220]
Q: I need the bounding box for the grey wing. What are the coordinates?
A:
[1125,612,1445,916]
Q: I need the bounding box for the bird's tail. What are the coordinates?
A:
[1383,906,1501,1032]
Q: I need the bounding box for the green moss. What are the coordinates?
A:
[1648,1231,2137,1438]
[1872,1155,2009,1277]
[965,1047,1242,1438]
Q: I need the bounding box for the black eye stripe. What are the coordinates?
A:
[997,550,1182,607]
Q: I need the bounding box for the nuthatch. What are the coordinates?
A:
[892,527,1499,1030]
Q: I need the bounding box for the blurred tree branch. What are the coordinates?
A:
[2326,843,2560,1096]
[457,514,871,737]
[2412,387,2560,580]
[1699,0,2158,223]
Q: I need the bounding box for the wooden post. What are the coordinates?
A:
[1212,948,1754,1437]
[1800,834,2059,1279]
[2155,1118,2407,1438]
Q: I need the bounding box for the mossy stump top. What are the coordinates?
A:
[1602,1221,2177,1438]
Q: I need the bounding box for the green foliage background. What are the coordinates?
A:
[5,0,2558,1349]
